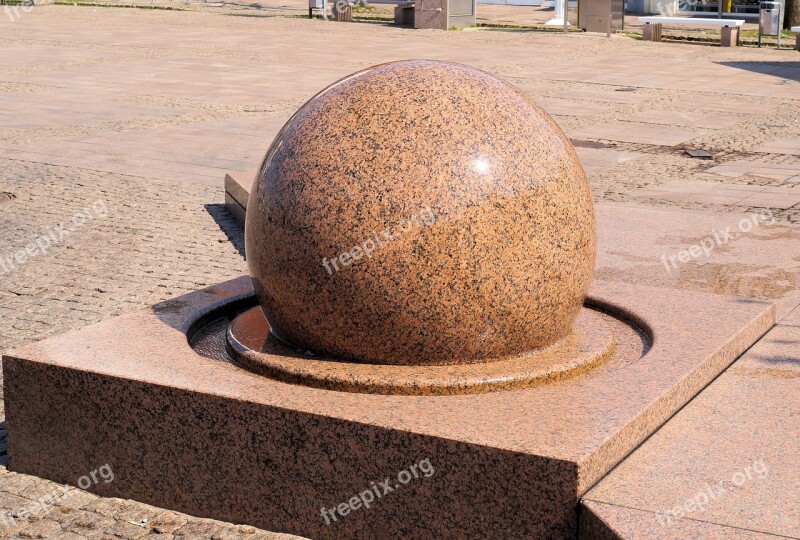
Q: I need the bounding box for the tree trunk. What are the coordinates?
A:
[785,0,800,29]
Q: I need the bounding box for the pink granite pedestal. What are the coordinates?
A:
[224,171,251,226]
[3,274,773,539]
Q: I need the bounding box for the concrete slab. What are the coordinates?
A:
[3,6,798,199]
[582,323,800,539]
[574,147,643,172]
[691,99,776,115]
[571,123,702,146]
[636,181,800,208]
[636,180,763,194]
[549,88,649,105]
[755,136,800,155]
[537,97,610,117]
[580,500,785,539]
[783,305,800,326]
[595,203,800,321]
[533,57,800,99]
[738,193,800,210]
[707,160,800,181]
[0,116,287,186]
[624,110,741,129]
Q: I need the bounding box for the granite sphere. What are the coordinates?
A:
[246,60,596,366]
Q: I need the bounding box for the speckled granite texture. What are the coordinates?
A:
[246,60,596,366]
[581,322,800,539]
[227,190,800,325]
[3,276,773,539]
[226,303,630,395]
[224,172,250,227]
[579,501,786,539]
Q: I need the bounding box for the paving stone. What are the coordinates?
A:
[0,492,32,511]
[756,136,800,155]
[102,520,149,539]
[210,524,276,540]
[571,122,703,146]
[173,519,224,537]
[112,504,159,526]
[0,516,29,537]
[708,160,800,180]
[47,532,89,540]
[537,97,610,117]
[55,490,98,511]
[63,510,117,536]
[18,518,64,538]
[147,512,188,534]
[574,147,643,172]
[0,473,41,496]
[552,88,649,104]
[18,483,69,506]
[78,499,130,519]
[625,110,742,129]
[739,193,800,209]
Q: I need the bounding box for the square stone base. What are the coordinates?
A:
[333,4,352,22]
[394,4,414,25]
[414,0,475,30]
[3,275,773,538]
[721,25,739,47]
[642,22,662,42]
[224,171,252,226]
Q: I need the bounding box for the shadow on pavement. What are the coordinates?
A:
[205,203,246,259]
[717,61,800,82]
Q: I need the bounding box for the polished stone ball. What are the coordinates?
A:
[246,60,596,366]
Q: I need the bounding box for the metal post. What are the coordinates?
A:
[563,0,568,33]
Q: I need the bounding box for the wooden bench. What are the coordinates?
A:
[639,16,746,47]
[793,26,800,51]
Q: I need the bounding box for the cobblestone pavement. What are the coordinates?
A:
[0,4,799,538]
[0,158,306,538]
